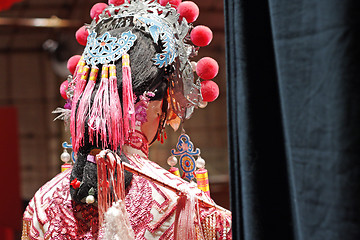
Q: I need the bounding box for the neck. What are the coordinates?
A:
[123,129,149,158]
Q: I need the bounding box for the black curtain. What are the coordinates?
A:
[225,1,360,240]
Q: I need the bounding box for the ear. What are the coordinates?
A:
[140,100,163,143]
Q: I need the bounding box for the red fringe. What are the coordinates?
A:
[97,152,125,227]
[88,65,111,149]
[122,54,135,140]
[109,64,123,150]
[174,193,196,240]
[71,63,88,152]
[70,58,86,151]
[74,66,98,152]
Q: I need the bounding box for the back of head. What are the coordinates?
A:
[77,27,167,155]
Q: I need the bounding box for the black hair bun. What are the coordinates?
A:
[70,152,133,203]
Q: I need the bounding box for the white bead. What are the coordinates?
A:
[60,149,71,163]
[196,156,206,169]
[199,100,208,109]
[191,61,197,72]
[167,155,178,167]
[86,195,95,204]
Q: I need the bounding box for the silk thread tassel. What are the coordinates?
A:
[74,66,98,152]
[97,152,134,239]
[70,57,86,151]
[109,64,123,150]
[88,65,111,149]
[122,54,135,140]
[174,191,196,240]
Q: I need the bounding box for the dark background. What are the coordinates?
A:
[226,0,360,239]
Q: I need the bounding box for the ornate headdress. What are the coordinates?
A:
[55,0,220,154]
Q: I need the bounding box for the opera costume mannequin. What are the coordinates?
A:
[22,0,231,239]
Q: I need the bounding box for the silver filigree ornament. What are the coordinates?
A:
[81,0,202,120]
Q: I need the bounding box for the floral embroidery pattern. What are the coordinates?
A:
[83,30,137,66]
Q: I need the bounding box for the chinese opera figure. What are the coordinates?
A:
[22,0,231,239]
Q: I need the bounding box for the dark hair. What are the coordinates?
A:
[101,27,168,101]
[70,27,168,203]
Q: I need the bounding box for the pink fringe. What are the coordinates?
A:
[122,54,135,140]
[109,64,123,150]
[71,64,88,152]
[71,54,134,153]
[70,58,86,150]
[174,193,196,240]
[88,66,111,149]
[97,152,125,227]
[74,66,98,152]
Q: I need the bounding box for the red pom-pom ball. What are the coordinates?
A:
[60,80,69,100]
[90,3,108,20]
[177,1,199,23]
[108,0,125,5]
[67,55,81,75]
[75,26,89,46]
[191,25,213,47]
[201,80,219,102]
[196,57,219,80]
[160,0,182,8]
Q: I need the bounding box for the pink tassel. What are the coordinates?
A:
[122,54,135,140]
[109,64,123,150]
[97,152,134,239]
[88,65,111,149]
[174,192,196,240]
[73,56,85,83]
[97,152,126,226]
[70,57,86,150]
[74,66,98,152]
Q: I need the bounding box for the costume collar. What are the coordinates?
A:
[124,130,149,157]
